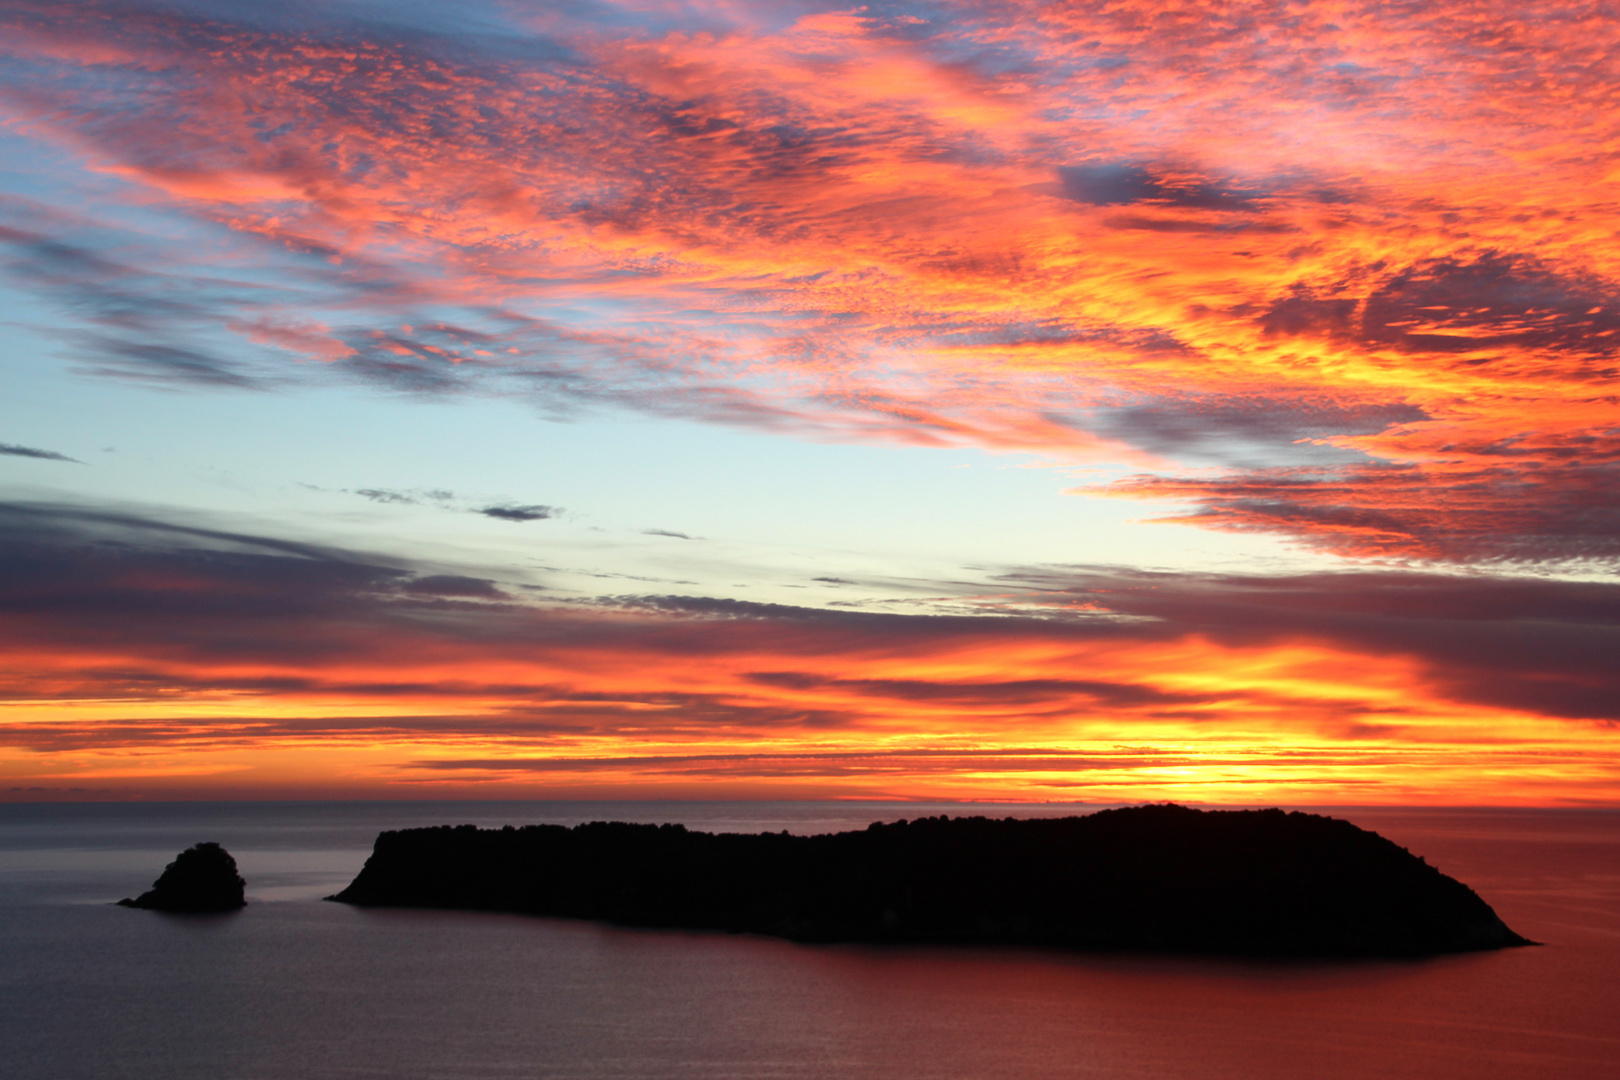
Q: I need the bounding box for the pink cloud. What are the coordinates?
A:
[1,1,1618,561]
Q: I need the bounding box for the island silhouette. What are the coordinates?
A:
[328,804,1531,957]
[119,841,246,912]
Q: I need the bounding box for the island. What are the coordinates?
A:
[119,841,247,912]
[328,804,1531,957]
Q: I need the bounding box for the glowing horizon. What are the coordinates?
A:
[2,0,1617,804]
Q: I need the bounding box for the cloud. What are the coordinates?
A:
[1057,163,1268,211]
[643,529,694,539]
[993,564,1620,723]
[354,488,423,506]
[401,574,505,599]
[343,488,556,522]
[1360,254,1620,358]
[1261,252,1620,363]
[745,672,1223,710]
[1095,458,1620,563]
[3,502,1618,810]
[0,443,79,463]
[3,1,1620,566]
[1087,398,1430,468]
[0,216,270,389]
[479,504,558,522]
[406,746,1204,779]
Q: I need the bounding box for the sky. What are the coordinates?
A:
[1,0,1617,804]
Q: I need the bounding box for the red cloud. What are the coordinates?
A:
[2,505,1616,802]
[2,2,1618,564]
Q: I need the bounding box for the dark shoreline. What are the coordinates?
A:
[328,804,1532,958]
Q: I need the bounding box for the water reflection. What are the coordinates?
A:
[1,803,1615,1079]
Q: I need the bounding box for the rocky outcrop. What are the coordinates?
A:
[328,804,1532,957]
[119,842,246,912]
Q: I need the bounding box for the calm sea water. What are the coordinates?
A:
[1,801,1615,1079]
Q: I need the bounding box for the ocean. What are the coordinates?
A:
[1,801,1615,1079]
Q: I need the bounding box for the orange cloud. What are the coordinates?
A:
[3,1,1618,562]
[2,506,1615,803]
[3,3,1620,804]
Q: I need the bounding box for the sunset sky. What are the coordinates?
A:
[2,0,1617,804]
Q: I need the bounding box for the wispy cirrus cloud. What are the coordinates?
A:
[0,442,80,463]
[336,487,561,523]
[2,2,1618,564]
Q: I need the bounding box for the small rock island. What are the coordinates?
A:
[119,841,247,912]
[328,805,1530,957]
